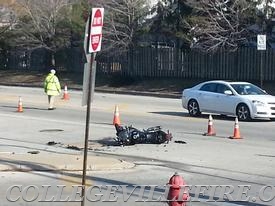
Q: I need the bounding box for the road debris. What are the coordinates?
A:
[174,140,187,144]
[27,151,40,154]
[47,141,61,145]
[66,145,81,151]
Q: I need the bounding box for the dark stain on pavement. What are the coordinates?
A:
[40,129,64,132]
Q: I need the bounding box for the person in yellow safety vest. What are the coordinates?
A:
[44,69,61,110]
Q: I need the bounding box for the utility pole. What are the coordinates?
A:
[176,0,180,71]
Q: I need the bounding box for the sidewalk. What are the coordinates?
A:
[0,70,182,98]
[0,152,135,172]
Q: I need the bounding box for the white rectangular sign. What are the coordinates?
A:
[257,34,266,50]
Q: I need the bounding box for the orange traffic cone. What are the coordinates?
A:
[113,105,121,125]
[62,85,69,100]
[229,117,242,139]
[17,96,23,112]
[203,114,216,136]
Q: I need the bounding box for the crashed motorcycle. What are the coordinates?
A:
[114,124,172,146]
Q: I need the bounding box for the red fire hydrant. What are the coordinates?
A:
[167,172,189,206]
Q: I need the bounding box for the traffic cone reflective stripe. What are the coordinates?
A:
[229,117,242,139]
[62,85,69,100]
[113,105,121,125]
[203,114,216,136]
[17,96,23,112]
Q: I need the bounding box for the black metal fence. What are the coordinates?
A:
[1,46,275,81]
[0,47,85,72]
[96,47,275,81]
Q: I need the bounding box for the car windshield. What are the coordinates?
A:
[230,83,266,95]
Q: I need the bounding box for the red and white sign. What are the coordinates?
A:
[88,8,104,53]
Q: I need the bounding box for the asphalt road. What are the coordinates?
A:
[0,85,275,206]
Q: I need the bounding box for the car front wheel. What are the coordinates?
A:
[188,99,201,117]
[236,104,251,121]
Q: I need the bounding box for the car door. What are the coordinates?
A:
[197,83,218,112]
[214,83,239,114]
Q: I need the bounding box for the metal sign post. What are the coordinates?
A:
[81,53,95,206]
[82,61,97,106]
[81,8,104,206]
[257,34,266,88]
[260,51,264,88]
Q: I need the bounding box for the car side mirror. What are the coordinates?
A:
[224,90,233,95]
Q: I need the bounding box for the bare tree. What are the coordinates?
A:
[0,3,16,38]
[0,1,18,62]
[93,0,150,54]
[190,0,254,52]
[13,0,77,65]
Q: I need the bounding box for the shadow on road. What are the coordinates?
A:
[90,138,119,147]
[150,111,272,122]
[0,137,80,155]
[1,105,49,111]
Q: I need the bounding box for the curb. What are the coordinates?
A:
[95,88,181,99]
[0,83,181,99]
[0,152,135,172]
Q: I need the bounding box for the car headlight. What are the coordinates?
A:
[252,100,265,106]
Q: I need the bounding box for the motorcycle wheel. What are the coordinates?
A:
[123,138,135,146]
[155,131,167,144]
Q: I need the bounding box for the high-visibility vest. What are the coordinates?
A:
[44,73,61,96]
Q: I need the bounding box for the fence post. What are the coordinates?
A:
[234,50,238,81]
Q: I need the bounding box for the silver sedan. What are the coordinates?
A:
[182,80,275,121]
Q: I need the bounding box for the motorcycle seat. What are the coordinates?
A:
[146,126,161,132]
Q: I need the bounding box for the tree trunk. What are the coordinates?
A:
[51,52,55,66]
